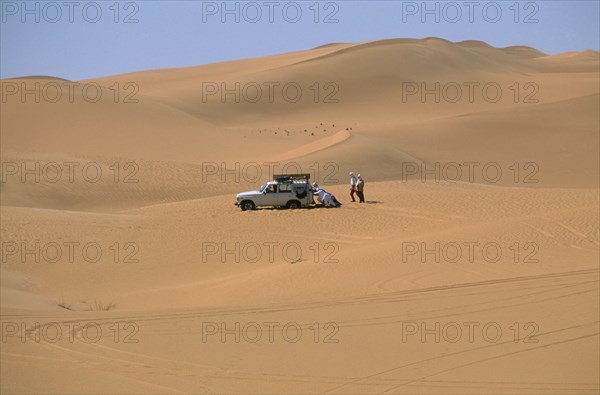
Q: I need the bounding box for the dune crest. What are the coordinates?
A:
[270,129,350,161]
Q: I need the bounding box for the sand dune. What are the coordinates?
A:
[1,38,598,394]
[82,38,599,126]
[270,129,350,162]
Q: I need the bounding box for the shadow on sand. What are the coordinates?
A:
[239,201,383,211]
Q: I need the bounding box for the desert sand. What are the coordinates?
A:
[1,38,599,394]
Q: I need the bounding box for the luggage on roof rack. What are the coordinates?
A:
[273,174,311,182]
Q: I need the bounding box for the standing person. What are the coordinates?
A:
[349,172,358,202]
[356,174,365,203]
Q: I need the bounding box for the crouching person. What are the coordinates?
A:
[312,183,342,208]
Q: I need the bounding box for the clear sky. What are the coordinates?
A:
[1,0,599,80]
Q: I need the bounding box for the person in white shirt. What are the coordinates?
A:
[312,183,326,204]
[312,183,341,208]
[349,172,358,202]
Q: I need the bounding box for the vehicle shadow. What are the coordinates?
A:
[241,202,383,211]
[256,204,340,211]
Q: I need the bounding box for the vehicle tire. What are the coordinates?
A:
[240,201,256,211]
[286,200,301,210]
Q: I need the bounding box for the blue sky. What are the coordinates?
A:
[1,0,599,80]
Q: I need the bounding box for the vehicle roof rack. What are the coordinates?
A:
[273,174,311,182]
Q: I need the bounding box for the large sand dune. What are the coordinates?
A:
[1,38,598,394]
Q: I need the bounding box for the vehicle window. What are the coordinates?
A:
[267,185,277,193]
[278,184,292,193]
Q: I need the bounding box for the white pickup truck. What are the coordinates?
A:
[235,174,314,211]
